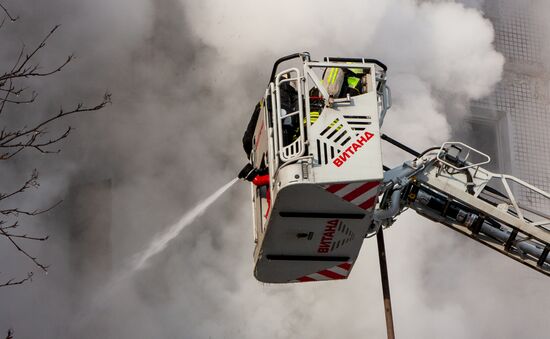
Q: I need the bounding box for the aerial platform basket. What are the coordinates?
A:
[249,53,391,283]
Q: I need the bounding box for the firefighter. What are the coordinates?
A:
[321,66,366,101]
[240,78,297,182]
[312,67,366,123]
[239,100,261,183]
[242,102,261,161]
[323,67,346,99]
[340,67,367,97]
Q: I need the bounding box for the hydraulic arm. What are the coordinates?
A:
[376,140,550,277]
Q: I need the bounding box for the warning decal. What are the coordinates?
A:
[293,261,354,283]
[323,181,380,210]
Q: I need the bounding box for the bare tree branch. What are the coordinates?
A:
[0,3,18,22]
[1,200,63,217]
[0,91,36,105]
[0,226,48,271]
[0,26,72,84]
[0,169,38,202]
[1,233,48,241]
[0,25,74,121]
[0,221,19,231]
[0,7,110,288]
[0,93,111,160]
[0,170,58,273]
[0,272,33,288]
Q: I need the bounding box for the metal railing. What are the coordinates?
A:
[434,142,550,230]
[274,68,306,163]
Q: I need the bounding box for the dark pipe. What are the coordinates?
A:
[381,134,421,157]
[377,228,396,339]
[323,57,388,71]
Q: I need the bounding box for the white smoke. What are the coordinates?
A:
[132,178,238,271]
[184,0,504,151]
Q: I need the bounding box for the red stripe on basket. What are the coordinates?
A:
[338,262,352,271]
[317,269,346,280]
[358,196,377,210]
[342,181,379,202]
[325,183,348,193]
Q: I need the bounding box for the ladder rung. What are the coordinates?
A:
[471,215,485,235]
[505,229,519,251]
[537,246,550,268]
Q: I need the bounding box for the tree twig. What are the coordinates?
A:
[0,14,110,289]
[0,3,19,22]
[0,93,111,159]
[0,26,63,82]
[0,272,33,288]
[0,226,48,271]
[0,170,38,202]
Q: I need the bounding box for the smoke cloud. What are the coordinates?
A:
[0,0,548,338]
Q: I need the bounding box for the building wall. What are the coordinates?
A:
[470,0,550,212]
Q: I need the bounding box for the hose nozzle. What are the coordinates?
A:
[238,163,257,182]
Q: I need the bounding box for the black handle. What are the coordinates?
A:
[269,52,308,83]
[323,57,387,72]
